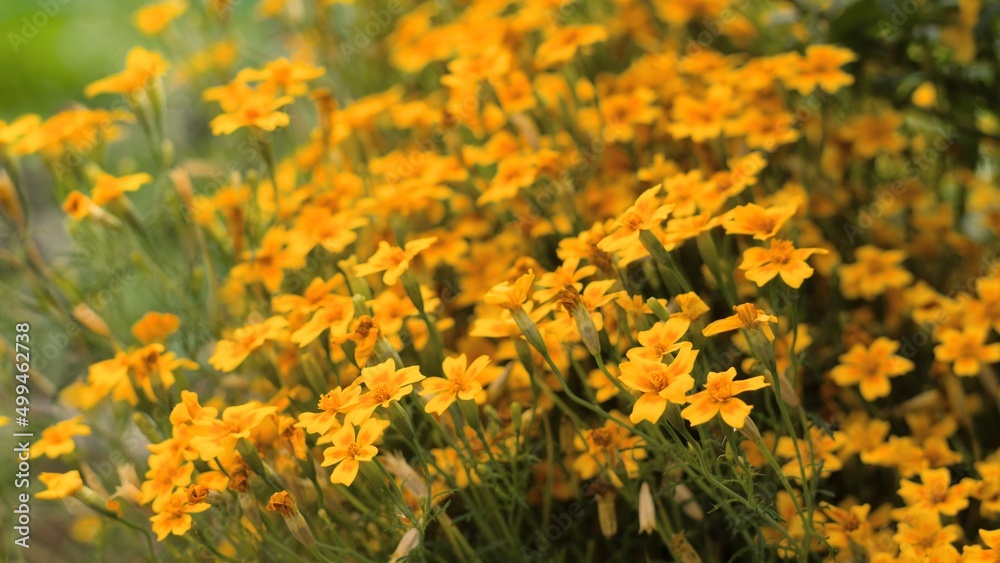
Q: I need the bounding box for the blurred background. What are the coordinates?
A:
[0,0,149,119]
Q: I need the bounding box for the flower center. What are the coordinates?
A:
[371,384,392,404]
[346,443,361,459]
[318,392,341,414]
[590,428,615,449]
[647,367,670,391]
[768,239,794,264]
[707,379,732,403]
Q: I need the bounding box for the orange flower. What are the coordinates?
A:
[484,270,535,311]
[236,57,325,96]
[297,385,362,436]
[134,0,187,35]
[208,316,288,372]
[779,45,856,94]
[723,203,797,240]
[321,418,388,486]
[627,318,690,360]
[209,92,294,135]
[618,343,698,424]
[348,359,425,423]
[190,403,278,461]
[290,295,355,347]
[419,354,493,415]
[572,416,646,483]
[63,191,96,219]
[830,337,914,400]
[31,416,91,459]
[91,172,151,206]
[535,25,607,69]
[37,471,84,500]
[131,312,181,343]
[703,303,778,341]
[149,490,210,541]
[934,326,1000,376]
[898,468,976,517]
[839,246,912,300]
[598,186,674,253]
[962,529,1000,561]
[534,258,597,304]
[668,85,738,143]
[85,47,169,98]
[681,368,768,429]
[354,237,437,286]
[739,239,828,289]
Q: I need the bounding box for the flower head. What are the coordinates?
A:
[420,354,493,415]
[703,303,778,341]
[619,343,698,424]
[681,368,768,429]
[355,237,436,286]
[321,418,388,486]
[739,239,828,289]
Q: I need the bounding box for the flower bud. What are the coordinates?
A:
[638,482,656,535]
[390,528,420,563]
[597,491,617,538]
[511,308,548,356]
[266,491,316,550]
[72,304,112,339]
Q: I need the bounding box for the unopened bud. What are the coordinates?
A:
[72,304,112,339]
[638,482,655,535]
[597,491,617,538]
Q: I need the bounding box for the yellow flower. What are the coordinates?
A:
[208,316,288,372]
[680,368,768,429]
[572,416,646,483]
[30,416,91,459]
[149,490,211,541]
[236,57,325,97]
[598,186,674,253]
[898,468,976,518]
[134,0,187,35]
[190,403,278,461]
[912,82,937,109]
[131,312,181,344]
[934,326,1000,377]
[348,359,425,423]
[63,191,96,219]
[702,303,778,341]
[419,354,493,415]
[723,203,797,240]
[739,239,828,289]
[830,337,913,400]
[321,418,387,486]
[484,270,535,311]
[290,295,355,347]
[839,245,913,300]
[673,292,710,323]
[296,385,362,436]
[85,47,169,98]
[91,172,151,206]
[778,45,856,94]
[209,92,294,135]
[962,529,1000,561]
[628,318,690,360]
[37,471,84,500]
[535,25,607,69]
[619,343,698,424]
[354,237,437,286]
